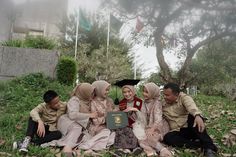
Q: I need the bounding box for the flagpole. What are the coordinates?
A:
[106,11,110,61]
[75,10,79,60]
[75,9,80,85]
[134,51,137,79]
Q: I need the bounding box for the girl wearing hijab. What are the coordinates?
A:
[113,79,143,156]
[129,82,172,157]
[90,80,114,135]
[41,83,99,156]
[78,80,115,151]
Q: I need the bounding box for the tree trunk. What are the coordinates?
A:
[178,49,195,87]
[154,32,175,83]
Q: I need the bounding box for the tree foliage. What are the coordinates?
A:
[58,11,141,83]
[102,0,236,87]
[76,43,136,83]
[189,38,236,96]
[147,72,165,85]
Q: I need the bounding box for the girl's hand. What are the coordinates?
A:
[146,127,155,137]
[123,106,138,112]
[119,103,127,111]
[97,111,105,117]
[160,148,172,157]
[90,112,98,118]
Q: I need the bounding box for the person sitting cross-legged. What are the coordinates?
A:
[13,90,67,153]
[162,83,218,157]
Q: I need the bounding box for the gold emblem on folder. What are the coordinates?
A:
[114,116,121,124]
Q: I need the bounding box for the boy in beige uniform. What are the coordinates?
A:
[13,90,66,153]
[162,83,217,157]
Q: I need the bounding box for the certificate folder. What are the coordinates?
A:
[106,111,128,130]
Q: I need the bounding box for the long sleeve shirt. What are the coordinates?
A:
[89,97,114,135]
[30,101,67,131]
[57,96,91,135]
[162,92,202,131]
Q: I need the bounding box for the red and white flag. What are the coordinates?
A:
[135,17,144,33]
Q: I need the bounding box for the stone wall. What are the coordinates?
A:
[0,46,59,80]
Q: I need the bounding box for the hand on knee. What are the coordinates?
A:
[160,148,172,157]
[62,145,73,152]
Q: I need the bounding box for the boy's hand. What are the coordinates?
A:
[193,115,205,133]
[37,120,45,137]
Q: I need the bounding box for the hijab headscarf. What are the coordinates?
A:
[71,83,95,112]
[122,85,136,98]
[92,80,110,100]
[143,82,160,103]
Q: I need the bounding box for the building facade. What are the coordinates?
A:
[0,0,68,41]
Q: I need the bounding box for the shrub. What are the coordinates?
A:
[56,56,77,85]
[14,73,48,88]
[199,82,236,100]
[212,83,236,100]
[1,36,57,50]
[24,36,57,49]
[1,39,23,47]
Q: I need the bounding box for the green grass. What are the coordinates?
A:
[0,73,73,156]
[0,74,235,156]
[194,95,236,155]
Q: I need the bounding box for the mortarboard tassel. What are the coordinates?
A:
[114,86,119,105]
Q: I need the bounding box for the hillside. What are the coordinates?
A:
[0,74,235,156]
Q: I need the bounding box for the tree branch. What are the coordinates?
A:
[191,31,236,53]
[178,31,236,85]
[179,0,236,11]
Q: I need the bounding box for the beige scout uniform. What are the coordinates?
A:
[40,96,92,148]
[162,92,201,131]
[30,101,67,131]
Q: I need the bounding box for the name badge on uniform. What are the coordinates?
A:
[136,101,141,107]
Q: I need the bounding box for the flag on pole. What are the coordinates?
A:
[110,14,123,34]
[135,17,143,33]
[79,9,91,31]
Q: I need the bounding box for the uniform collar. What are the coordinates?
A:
[164,92,181,106]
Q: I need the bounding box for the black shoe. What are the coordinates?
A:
[112,150,128,157]
[204,149,216,157]
[132,147,143,155]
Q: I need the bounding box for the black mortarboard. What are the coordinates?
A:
[113,79,140,105]
[114,79,140,88]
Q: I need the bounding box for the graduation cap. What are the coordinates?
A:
[113,79,140,105]
[114,79,140,87]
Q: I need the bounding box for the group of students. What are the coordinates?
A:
[13,80,218,157]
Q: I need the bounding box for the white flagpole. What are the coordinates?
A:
[75,10,79,60]
[106,11,110,60]
[75,9,79,85]
[134,51,137,79]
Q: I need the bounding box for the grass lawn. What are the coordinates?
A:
[0,73,235,156]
